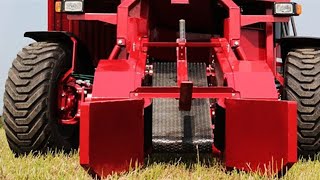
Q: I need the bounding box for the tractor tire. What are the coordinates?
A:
[284,48,320,157]
[3,42,79,155]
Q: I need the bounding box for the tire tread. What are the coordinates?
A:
[3,42,75,154]
[285,48,320,157]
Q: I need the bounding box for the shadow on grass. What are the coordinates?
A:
[13,148,79,158]
[145,153,223,168]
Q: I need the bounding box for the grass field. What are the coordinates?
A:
[0,128,319,180]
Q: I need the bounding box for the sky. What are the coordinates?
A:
[0,0,318,112]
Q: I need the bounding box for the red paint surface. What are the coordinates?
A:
[240,29,266,61]
[171,0,189,4]
[80,99,144,177]
[225,99,297,174]
[92,60,137,98]
[131,87,238,99]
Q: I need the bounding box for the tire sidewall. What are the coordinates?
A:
[46,43,79,151]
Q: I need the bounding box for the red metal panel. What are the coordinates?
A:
[212,39,278,99]
[241,15,289,27]
[212,38,238,74]
[80,103,90,165]
[177,43,188,86]
[62,14,69,31]
[48,0,54,31]
[266,9,276,75]
[171,0,189,4]
[117,0,137,41]
[127,17,148,51]
[80,99,144,177]
[92,60,138,98]
[225,99,297,174]
[219,0,241,45]
[232,61,278,99]
[240,29,266,61]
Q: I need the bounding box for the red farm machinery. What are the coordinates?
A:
[3,0,320,177]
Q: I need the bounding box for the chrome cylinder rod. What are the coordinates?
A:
[179,19,186,42]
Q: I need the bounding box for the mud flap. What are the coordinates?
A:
[80,99,144,177]
[225,99,297,174]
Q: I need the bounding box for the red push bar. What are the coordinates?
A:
[131,87,238,99]
[142,42,221,48]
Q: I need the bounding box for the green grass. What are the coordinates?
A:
[0,128,319,180]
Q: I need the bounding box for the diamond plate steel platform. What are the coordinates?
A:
[152,62,213,153]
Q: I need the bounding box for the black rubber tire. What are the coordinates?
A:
[284,48,320,157]
[3,42,79,155]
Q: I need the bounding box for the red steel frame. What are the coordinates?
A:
[48,0,297,177]
[61,0,291,103]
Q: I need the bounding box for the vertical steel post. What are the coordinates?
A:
[177,19,188,86]
[179,19,186,43]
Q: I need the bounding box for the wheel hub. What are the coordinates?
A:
[58,77,81,125]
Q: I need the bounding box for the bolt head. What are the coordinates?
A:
[117,39,124,45]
